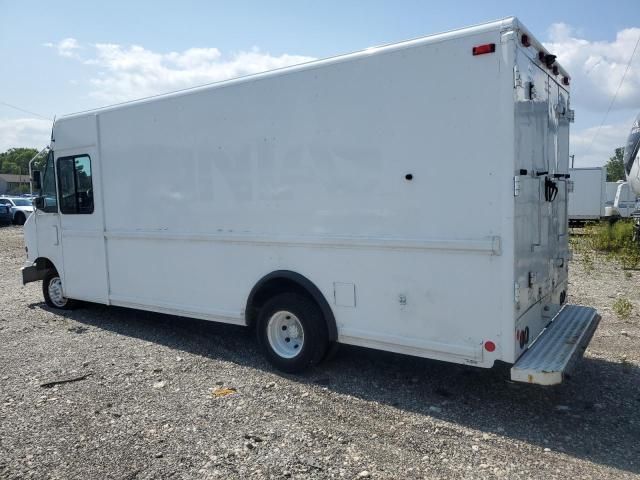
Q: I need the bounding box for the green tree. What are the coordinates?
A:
[0,148,40,176]
[606,147,625,182]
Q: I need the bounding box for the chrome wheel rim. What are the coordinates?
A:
[267,311,304,359]
[48,277,67,307]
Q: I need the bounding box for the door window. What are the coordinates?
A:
[57,154,94,214]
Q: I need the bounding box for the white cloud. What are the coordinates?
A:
[544,24,640,112]
[0,118,52,151]
[45,39,315,103]
[43,38,81,58]
[571,119,633,167]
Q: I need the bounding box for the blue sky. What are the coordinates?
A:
[1,0,639,166]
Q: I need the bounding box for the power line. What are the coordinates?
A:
[586,33,640,156]
[0,100,52,121]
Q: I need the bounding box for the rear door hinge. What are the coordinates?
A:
[514,282,520,303]
[513,65,522,89]
[514,175,521,196]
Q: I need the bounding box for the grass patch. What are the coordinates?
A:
[573,220,640,270]
[613,297,633,319]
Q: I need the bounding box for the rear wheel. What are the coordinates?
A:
[43,272,78,309]
[257,292,328,373]
[14,212,25,225]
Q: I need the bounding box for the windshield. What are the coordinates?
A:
[11,199,32,207]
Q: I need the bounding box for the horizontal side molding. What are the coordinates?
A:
[105,230,502,255]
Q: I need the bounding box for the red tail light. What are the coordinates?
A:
[472,43,496,56]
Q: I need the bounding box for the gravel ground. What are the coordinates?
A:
[0,224,639,479]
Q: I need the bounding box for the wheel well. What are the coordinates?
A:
[246,271,337,341]
[35,257,57,275]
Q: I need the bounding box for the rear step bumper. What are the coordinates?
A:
[511,305,600,385]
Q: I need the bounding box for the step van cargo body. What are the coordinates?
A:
[22,17,599,385]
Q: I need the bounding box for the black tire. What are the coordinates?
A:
[14,212,25,225]
[256,292,328,373]
[43,272,78,309]
[323,341,341,362]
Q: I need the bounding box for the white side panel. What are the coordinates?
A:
[104,236,501,363]
[61,231,108,302]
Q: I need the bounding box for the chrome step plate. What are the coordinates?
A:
[511,305,600,385]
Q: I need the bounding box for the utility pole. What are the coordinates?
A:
[570,154,575,168]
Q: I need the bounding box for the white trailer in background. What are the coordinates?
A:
[605,181,620,212]
[568,167,606,224]
[622,114,640,239]
[604,181,637,219]
[22,17,599,385]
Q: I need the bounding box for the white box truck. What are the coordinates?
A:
[23,17,599,385]
[568,167,606,224]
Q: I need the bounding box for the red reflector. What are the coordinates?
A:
[521,34,531,47]
[472,43,495,56]
[484,341,496,352]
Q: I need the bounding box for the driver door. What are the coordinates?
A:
[55,147,108,303]
[34,151,64,283]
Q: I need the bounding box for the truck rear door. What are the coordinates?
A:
[513,45,572,355]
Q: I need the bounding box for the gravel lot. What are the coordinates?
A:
[0,225,639,479]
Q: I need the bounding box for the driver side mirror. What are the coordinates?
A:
[34,196,45,210]
[32,170,42,190]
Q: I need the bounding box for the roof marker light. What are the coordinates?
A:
[472,43,495,56]
[538,51,546,62]
[545,54,557,68]
[521,34,531,47]
[562,76,570,86]
[552,65,559,75]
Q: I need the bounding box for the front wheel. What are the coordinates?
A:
[13,212,25,225]
[257,293,328,373]
[43,273,78,309]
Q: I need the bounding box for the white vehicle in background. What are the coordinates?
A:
[22,17,599,385]
[604,181,620,214]
[604,181,637,219]
[568,167,606,224]
[622,113,640,242]
[0,196,34,225]
[623,113,640,195]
